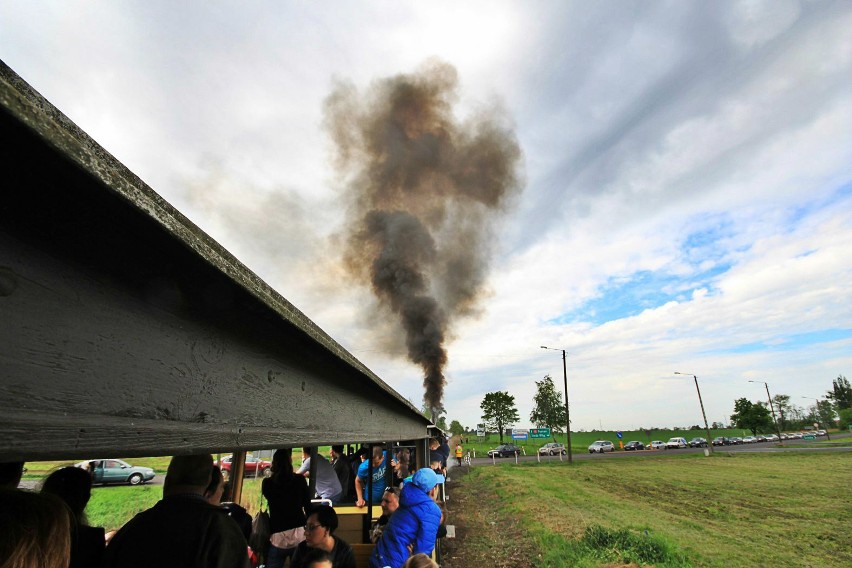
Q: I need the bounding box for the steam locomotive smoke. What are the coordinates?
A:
[325,60,522,416]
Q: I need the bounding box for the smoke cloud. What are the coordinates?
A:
[325,60,523,415]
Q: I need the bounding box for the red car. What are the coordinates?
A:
[215,455,272,480]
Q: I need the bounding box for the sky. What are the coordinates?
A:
[2,1,850,432]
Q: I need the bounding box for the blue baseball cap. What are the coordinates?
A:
[408,467,445,492]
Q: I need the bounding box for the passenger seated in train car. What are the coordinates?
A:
[0,460,25,489]
[402,553,438,568]
[438,437,451,472]
[427,439,447,475]
[329,446,351,503]
[290,505,355,568]
[297,447,343,505]
[262,448,312,568]
[102,454,249,568]
[0,488,72,568]
[41,465,105,568]
[299,547,333,568]
[369,469,444,568]
[207,466,252,542]
[369,487,399,543]
[391,448,411,486]
[355,446,387,508]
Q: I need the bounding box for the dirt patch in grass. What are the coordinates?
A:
[440,466,541,567]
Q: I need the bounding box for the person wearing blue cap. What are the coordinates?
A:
[369,468,444,568]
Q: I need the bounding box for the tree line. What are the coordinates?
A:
[430,374,850,442]
[730,375,851,435]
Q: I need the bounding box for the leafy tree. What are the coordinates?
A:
[480,391,520,443]
[448,420,465,437]
[421,404,447,430]
[826,375,852,410]
[817,400,837,427]
[838,408,852,430]
[529,374,567,440]
[772,394,791,430]
[730,398,772,435]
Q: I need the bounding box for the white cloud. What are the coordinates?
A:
[1,1,850,432]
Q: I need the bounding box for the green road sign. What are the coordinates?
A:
[530,428,551,438]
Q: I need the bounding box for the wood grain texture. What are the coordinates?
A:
[0,61,430,462]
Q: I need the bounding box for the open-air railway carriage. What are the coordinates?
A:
[0,59,440,561]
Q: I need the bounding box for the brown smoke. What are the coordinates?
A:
[325,60,522,416]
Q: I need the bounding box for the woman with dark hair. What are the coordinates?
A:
[1,487,71,567]
[262,448,312,568]
[41,466,105,568]
[291,506,355,568]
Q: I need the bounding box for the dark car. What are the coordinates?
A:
[688,437,708,448]
[623,441,645,451]
[712,437,731,446]
[487,444,522,458]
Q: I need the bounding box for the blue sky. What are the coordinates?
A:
[2,0,850,431]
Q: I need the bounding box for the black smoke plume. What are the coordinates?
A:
[325,60,522,417]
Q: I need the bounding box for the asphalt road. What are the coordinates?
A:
[464,434,851,467]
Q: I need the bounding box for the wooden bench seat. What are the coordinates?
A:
[351,543,375,568]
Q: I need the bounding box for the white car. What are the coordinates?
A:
[665,437,687,449]
[650,440,667,450]
[588,440,615,453]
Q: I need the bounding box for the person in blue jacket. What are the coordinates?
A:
[369,468,444,568]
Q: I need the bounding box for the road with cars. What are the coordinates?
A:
[465,432,851,467]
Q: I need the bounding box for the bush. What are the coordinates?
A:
[838,408,852,430]
[537,524,692,567]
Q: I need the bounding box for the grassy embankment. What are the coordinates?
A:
[451,451,851,567]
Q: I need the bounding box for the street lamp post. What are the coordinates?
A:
[674,372,714,454]
[802,396,831,440]
[748,380,783,444]
[541,346,573,464]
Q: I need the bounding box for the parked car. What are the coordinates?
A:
[650,440,667,450]
[742,436,756,443]
[688,437,708,448]
[623,441,645,451]
[765,434,779,442]
[755,434,767,442]
[215,455,272,480]
[730,437,743,444]
[666,437,688,449]
[487,444,522,458]
[538,442,566,455]
[75,459,156,486]
[712,437,730,446]
[588,440,615,453]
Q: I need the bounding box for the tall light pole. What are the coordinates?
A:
[541,346,573,464]
[674,372,713,454]
[802,396,831,440]
[748,380,783,443]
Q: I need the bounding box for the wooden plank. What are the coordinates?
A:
[0,60,430,461]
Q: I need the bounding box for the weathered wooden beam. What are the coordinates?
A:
[0,60,429,461]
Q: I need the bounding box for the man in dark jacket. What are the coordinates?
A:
[370,468,443,568]
[103,454,249,568]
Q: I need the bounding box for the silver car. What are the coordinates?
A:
[588,440,615,453]
[75,459,156,486]
[538,442,566,455]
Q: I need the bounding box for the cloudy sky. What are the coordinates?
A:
[2,1,850,432]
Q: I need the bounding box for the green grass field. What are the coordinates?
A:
[457,451,851,567]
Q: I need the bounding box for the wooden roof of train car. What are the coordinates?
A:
[0,60,430,461]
